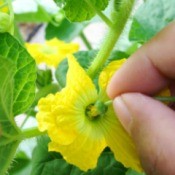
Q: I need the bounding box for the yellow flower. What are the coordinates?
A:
[36,55,142,171]
[26,38,79,67]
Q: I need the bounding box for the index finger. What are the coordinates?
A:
[107,22,175,98]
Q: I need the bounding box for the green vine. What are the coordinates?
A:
[87,0,135,78]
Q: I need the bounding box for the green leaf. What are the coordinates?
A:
[31,136,127,175]
[0,58,14,120]
[0,57,18,143]
[36,69,52,89]
[46,19,87,42]
[54,0,64,7]
[129,0,175,43]
[0,57,21,175]
[8,140,37,175]
[15,6,52,22]
[0,141,20,175]
[106,50,129,64]
[31,136,72,175]
[63,0,109,22]
[7,151,32,175]
[125,169,146,175]
[0,33,36,115]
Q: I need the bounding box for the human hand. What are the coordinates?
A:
[107,22,175,175]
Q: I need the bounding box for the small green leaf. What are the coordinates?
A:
[0,33,36,115]
[63,0,109,22]
[54,0,64,7]
[36,69,52,89]
[46,19,87,42]
[31,136,127,175]
[129,0,175,43]
[0,58,21,175]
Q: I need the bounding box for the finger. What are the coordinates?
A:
[113,93,175,175]
[107,22,175,98]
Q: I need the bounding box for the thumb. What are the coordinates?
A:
[113,93,175,175]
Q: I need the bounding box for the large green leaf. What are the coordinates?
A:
[62,0,109,22]
[31,136,127,175]
[0,33,36,115]
[46,19,87,42]
[129,0,175,43]
[0,58,21,175]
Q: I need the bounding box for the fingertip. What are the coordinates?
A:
[117,93,175,174]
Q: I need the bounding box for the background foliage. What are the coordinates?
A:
[0,0,175,174]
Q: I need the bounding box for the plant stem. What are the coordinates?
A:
[155,96,175,102]
[105,100,113,106]
[22,127,46,139]
[104,97,175,108]
[87,0,135,78]
[84,0,113,28]
[80,31,92,50]
[20,114,30,128]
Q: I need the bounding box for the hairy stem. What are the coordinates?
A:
[87,0,135,78]
[105,97,175,108]
[155,96,175,102]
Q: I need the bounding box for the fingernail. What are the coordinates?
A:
[113,96,132,134]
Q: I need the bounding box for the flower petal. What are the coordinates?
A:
[36,92,78,145]
[102,106,142,172]
[66,55,98,106]
[46,38,79,56]
[99,59,126,91]
[26,38,79,67]
[37,56,99,146]
[49,133,106,171]
[36,94,55,132]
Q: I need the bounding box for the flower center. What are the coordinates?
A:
[40,45,57,55]
[85,101,108,120]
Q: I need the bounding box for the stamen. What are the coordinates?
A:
[85,101,108,120]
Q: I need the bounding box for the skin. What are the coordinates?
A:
[107,22,175,175]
